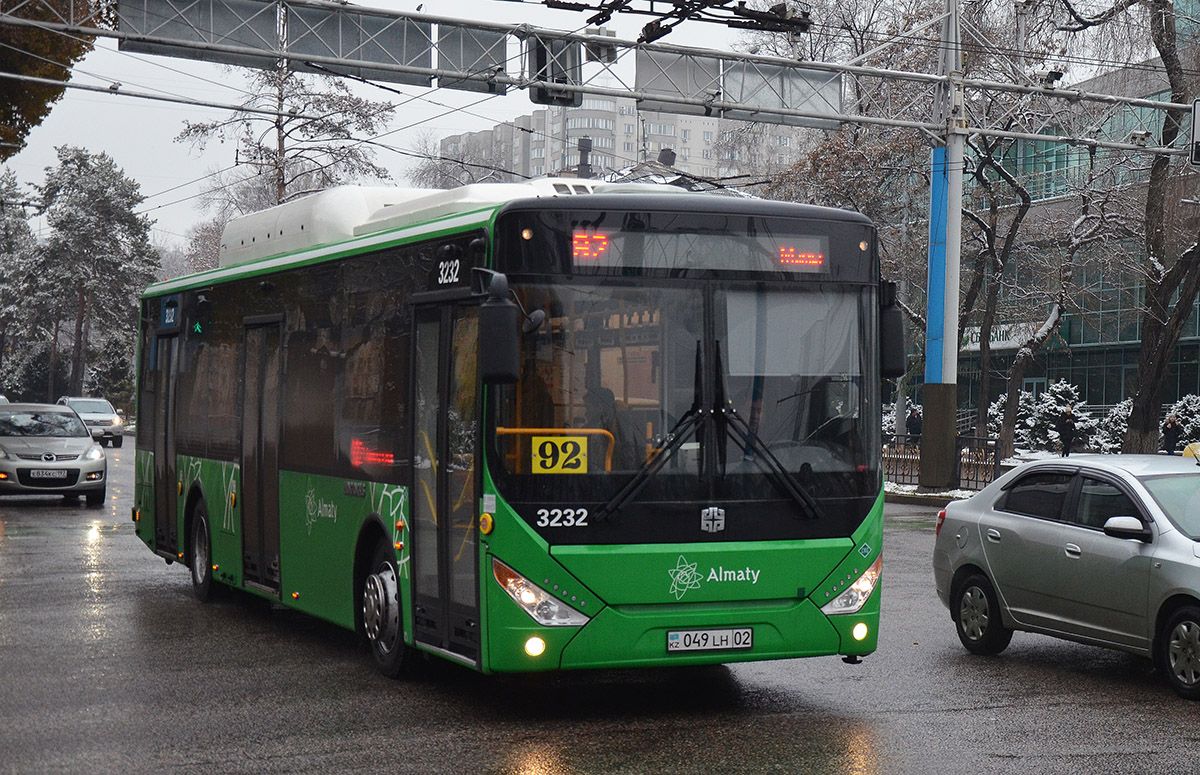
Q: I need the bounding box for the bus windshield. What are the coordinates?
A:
[489,280,878,528]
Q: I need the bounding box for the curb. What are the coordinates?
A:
[884,492,969,508]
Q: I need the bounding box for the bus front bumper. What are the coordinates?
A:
[487,593,879,672]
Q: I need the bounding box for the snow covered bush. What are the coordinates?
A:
[883,399,921,437]
[1093,399,1131,454]
[1024,380,1097,452]
[1165,394,1200,447]
[987,390,1036,449]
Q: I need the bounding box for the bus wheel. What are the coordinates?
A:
[190,502,214,602]
[363,543,408,677]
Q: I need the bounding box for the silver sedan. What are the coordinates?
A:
[0,404,108,506]
[933,454,1200,699]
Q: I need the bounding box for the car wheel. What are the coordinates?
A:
[85,488,105,508]
[362,542,409,678]
[112,437,123,448]
[953,573,1013,655]
[190,502,214,602]
[1159,606,1200,700]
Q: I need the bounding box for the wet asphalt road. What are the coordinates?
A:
[1,452,1198,774]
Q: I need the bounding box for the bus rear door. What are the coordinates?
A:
[411,305,481,664]
[240,318,283,592]
[152,334,179,556]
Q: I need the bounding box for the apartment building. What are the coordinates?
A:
[437,95,807,181]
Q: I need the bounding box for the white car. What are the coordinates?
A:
[56,396,125,447]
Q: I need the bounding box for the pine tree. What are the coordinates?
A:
[988,390,1037,449]
[0,169,36,381]
[1166,395,1200,448]
[1025,380,1097,452]
[1094,399,1132,454]
[35,147,159,397]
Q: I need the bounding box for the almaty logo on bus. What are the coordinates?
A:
[668,555,762,600]
[668,556,704,600]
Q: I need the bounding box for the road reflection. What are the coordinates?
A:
[83,518,109,642]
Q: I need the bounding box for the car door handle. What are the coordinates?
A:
[986,528,1001,543]
[1064,543,1082,558]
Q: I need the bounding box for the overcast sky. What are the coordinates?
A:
[8,0,740,248]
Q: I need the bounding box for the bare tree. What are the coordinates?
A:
[1055,0,1199,451]
[177,68,395,213]
[406,131,517,189]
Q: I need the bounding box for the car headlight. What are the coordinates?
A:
[84,444,105,461]
[492,559,589,627]
[821,554,882,615]
[112,416,122,427]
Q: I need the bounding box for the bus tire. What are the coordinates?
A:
[363,542,408,678]
[190,501,214,602]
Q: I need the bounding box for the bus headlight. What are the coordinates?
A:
[821,554,882,616]
[492,559,589,627]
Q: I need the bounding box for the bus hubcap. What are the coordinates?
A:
[363,564,399,651]
[193,519,208,579]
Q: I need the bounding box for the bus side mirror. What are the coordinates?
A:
[880,281,906,380]
[478,271,521,384]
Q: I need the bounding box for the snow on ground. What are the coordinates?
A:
[883,481,978,501]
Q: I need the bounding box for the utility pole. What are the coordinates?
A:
[920,0,965,489]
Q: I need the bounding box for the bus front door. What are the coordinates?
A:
[153,335,179,556]
[240,320,282,592]
[411,305,481,664]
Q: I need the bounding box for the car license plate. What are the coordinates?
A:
[29,469,68,479]
[667,628,752,652]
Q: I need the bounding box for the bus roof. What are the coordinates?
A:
[144,180,870,298]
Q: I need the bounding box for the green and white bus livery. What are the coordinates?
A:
[134,180,904,676]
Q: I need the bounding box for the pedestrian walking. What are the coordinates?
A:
[906,407,923,445]
[1055,406,1076,457]
[1163,414,1183,455]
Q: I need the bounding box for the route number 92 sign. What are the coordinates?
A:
[531,436,588,474]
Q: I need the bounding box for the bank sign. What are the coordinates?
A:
[961,322,1039,353]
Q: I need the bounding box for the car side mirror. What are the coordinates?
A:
[1103,515,1151,542]
[117,409,126,418]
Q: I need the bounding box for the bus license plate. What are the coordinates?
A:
[29,469,68,479]
[667,628,752,653]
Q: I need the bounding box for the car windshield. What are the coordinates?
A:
[67,399,113,414]
[1140,473,1200,539]
[0,410,90,437]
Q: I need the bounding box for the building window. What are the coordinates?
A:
[647,122,675,136]
[681,129,690,142]
[566,117,615,130]
[777,135,790,147]
[592,136,614,149]
[531,147,545,158]
[702,149,713,159]
[623,142,635,152]
[703,131,713,143]
[624,123,635,134]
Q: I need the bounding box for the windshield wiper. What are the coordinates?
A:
[595,341,706,523]
[714,341,824,521]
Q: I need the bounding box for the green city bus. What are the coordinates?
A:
[134,180,904,675]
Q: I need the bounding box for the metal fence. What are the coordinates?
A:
[884,434,1003,490]
[882,434,921,485]
[955,436,1003,490]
